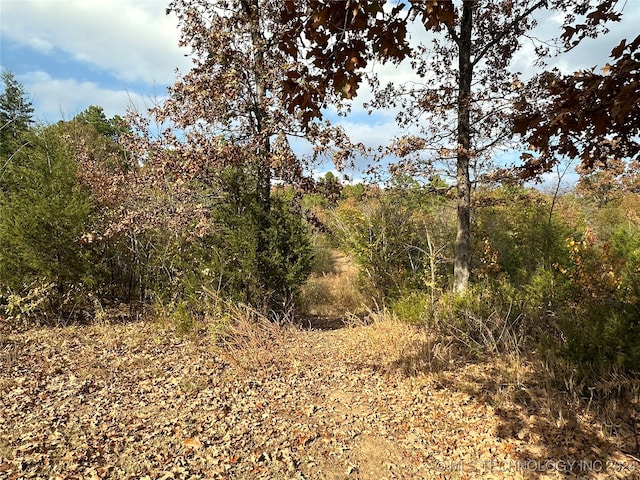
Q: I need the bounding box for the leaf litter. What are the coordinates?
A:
[1,317,638,479]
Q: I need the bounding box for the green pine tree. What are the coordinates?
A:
[0,70,34,158]
[0,123,94,297]
[74,105,127,142]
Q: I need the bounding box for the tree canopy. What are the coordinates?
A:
[514,34,640,178]
[0,70,34,158]
[276,0,630,291]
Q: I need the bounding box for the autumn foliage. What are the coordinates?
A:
[514,34,640,178]
[1,1,640,474]
[1,0,639,424]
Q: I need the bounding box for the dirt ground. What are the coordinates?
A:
[1,314,639,479]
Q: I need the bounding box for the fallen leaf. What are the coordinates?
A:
[183,438,202,449]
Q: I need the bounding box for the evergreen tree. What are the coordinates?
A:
[74,105,127,142]
[0,123,94,297]
[0,70,34,158]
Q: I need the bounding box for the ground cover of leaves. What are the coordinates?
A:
[1,316,639,480]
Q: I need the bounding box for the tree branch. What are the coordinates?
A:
[472,0,547,67]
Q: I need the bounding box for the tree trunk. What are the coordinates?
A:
[454,0,473,293]
[243,0,271,211]
[243,0,272,307]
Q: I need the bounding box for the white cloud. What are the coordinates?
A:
[335,119,399,151]
[20,71,158,122]
[25,37,55,55]
[528,169,579,192]
[4,0,637,171]
[511,4,640,76]
[1,0,191,85]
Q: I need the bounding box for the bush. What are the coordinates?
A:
[260,195,315,309]
[611,223,640,305]
[0,278,100,331]
[389,291,431,324]
[474,186,570,285]
[1,279,57,330]
[433,282,528,356]
[146,166,313,315]
[551,229,640,373]
[330,181,454,299]
[0,124,101,320]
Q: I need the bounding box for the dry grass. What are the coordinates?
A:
[1,307,639,479]
[339,309,459,376]
[2,252,640,479]
[298,249,374,319]
[212,304,299,373]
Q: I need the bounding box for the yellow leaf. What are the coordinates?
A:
[183,437,202,449]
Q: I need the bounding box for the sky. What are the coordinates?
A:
[1,0,639,181]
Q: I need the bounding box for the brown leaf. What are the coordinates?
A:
[183,437,202,449]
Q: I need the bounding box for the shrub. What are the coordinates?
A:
[434,282,528,356]
[389,290,431,324]
[0,124,102,320]
[330,183,454,299]
[611,223,640,305]
[0,278,100,331]
[552,229,640,373]
[260,195,315,309]
[146,167,313,314]
[474,186,570,285]
[1,279,57,330]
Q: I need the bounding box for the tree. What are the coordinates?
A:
[316,171,343,206]
[159,0,355,209]
[157,0,275,213]
[513,34,639,180]
[0,123,94,297]
[102,0,362,309]
[75,105,128,143]
[279,0,623,292]
[0,70,34,158]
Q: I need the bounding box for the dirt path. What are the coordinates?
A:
[1,318,638,479]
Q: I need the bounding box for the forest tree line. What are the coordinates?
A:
[1,0,639,387]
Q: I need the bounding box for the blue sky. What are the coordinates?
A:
[1,0,639,182]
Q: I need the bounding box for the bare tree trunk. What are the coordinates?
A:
[243,0,271,211]
[454,0,473,293]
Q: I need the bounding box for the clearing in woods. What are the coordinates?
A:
[1,255,639,479]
